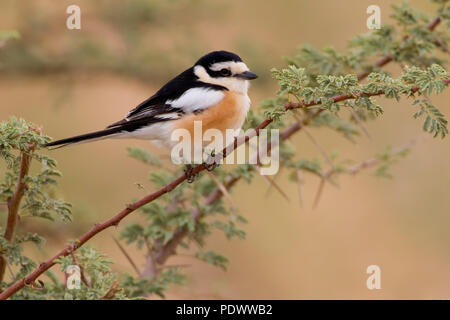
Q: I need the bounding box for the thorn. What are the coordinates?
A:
[312,178,326,210]
[265,167,283,197]
[205,171,235,210]
[296,170,304,209]
[112,236,141,276]
[348,107,372,141]
[32,280,45,290]
[302,125,334,169]
[257,167,290,202]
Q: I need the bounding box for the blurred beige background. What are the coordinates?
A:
[1,0,449,299]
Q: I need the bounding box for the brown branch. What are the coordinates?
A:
[0,168,196,298]
[357,16,443,81]
[0,16,446,299]
[284,78,450,112]
[0,145,35,283]
[167,177,238,274]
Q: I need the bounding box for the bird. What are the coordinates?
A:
[46,50,258,180]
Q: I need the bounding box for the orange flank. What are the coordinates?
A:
[172,91,249,140]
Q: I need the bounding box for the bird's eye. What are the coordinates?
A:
[219,68,231,76]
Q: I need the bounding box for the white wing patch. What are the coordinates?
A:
[167,87,225,113]
[154,112,181,120]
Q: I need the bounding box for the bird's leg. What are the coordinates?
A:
[184,164,197,183]
[204,150,222,172]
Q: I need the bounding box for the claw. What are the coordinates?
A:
[184,164,197,183]
[205,161,218,172]
[204,151,221,172]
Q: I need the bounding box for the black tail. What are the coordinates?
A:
[45,127,124,148]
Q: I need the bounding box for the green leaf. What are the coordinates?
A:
[195,250,229,271]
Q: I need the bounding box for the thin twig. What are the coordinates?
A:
[348,108,372,140]
[303,126,335,169]
[112,236,141,277]
[312,138,421,210]
[283,78,450,112]
[356,16,442,81]
[6,260,14,279]
[100,280,121,300]
[296,170,304,209]
[257,169,290,202]
[205,171,236,211]
[312,178,326,210]
[324,138,421,178]
[0,144,35,283]
[292,113,334,168]
[265,167,283,196]
[158,264,191,270]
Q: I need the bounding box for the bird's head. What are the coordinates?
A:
[193,50,258,94]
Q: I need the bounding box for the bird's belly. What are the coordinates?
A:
[118,122,172,144]
[171,91,250,139]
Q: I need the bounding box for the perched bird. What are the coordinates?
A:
[46,50,258,179]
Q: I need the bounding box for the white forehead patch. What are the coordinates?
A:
[209,61,249,75]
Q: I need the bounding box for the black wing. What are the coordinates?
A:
[46,66,228,148]
[107,67,226,129]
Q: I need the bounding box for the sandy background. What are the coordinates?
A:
[1,0,449,299]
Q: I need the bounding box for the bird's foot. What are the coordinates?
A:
[184,164,198,183]
[204,151,222,172]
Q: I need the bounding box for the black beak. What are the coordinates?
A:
[234,70,258,80]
